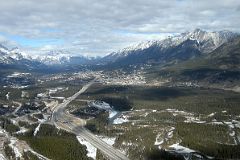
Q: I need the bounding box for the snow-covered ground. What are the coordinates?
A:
[210,121,224,125]
[90,101,129,125]
[37,93,48,98]
[109,110,118,119]
[16,127,28,134]
[97,136,116,146]
[208,112,216,117]
[5,92,10,100]
[1,127,49,160]
[154,127,175,149]
[0,154,7,160]
[7,72,31,78]
[9,138,22,159]
[77,136,97,159]
[10,119,17,125]
[9,85,29,89]
[223,121,240,145]
[90,101,111,110]
[33,123,41,136]
[48,87,65,94]
[166,109,206,124]
[168,143,195,154]
[113,114,129,124]
[21,91,29,98]
[33,119,47,136]
[167,127,175,139]
[154,133,164,146]
[48,87,68,100]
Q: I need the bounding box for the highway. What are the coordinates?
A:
[52,79,129,160]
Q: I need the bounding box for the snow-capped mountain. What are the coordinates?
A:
[0,45,93,66]
[0,45,26,64]
[104,29,238,63]
[0,28,238,68]
[31,50,95,65]
[30,50,72,65]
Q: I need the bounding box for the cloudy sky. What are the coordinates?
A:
[0,0,240,56]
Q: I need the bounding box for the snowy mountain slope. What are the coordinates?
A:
[0,45,92,66]
[0,45,33,63]
[30,50,72,65]
[103,29,238,64]
[31,51,93,65]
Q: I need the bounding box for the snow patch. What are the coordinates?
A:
[6,92,10,100]
[210,121,223,125]
[102,137,115,146]
[77,136,97,160]
[9,138,22,158]
[10,119,17,125]
[33,119,46,136]
[91,101,111,110]
[166,109,206,124]
[154,134,164,146]
[37,93,48,98]
[113,115,129,124]
[168,143,195,154]
[97,136,116,146]
[109,110,118,119]
[50,96,65,100]
[0,154,7,160]
[16,127,28,134]
[33,123,41,136]
[208,112,216,117]
[7,72,30,78]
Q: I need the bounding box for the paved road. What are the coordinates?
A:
[12,101,22,115]
[52,80,129,160]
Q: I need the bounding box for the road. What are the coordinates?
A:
[52,79,129,160]
[12,101,22,115]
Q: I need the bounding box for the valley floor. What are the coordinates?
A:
[0,71,240,160]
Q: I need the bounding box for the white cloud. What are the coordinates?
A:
[0,0,239,56]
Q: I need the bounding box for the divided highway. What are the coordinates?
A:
[52,79,129,160]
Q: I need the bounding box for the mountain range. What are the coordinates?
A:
[0,29,239,79]
[0,46,93,66]
[102,29,238,67]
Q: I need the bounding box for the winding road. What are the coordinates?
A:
[52,79,129,160]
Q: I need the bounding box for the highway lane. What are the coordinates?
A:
[52,80,94,123]
[52,79,129,160]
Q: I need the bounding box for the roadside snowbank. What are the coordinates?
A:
[0,154,7,160]
[77,136,97,160]
[97,136,116,146]
[9,138,22,158]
